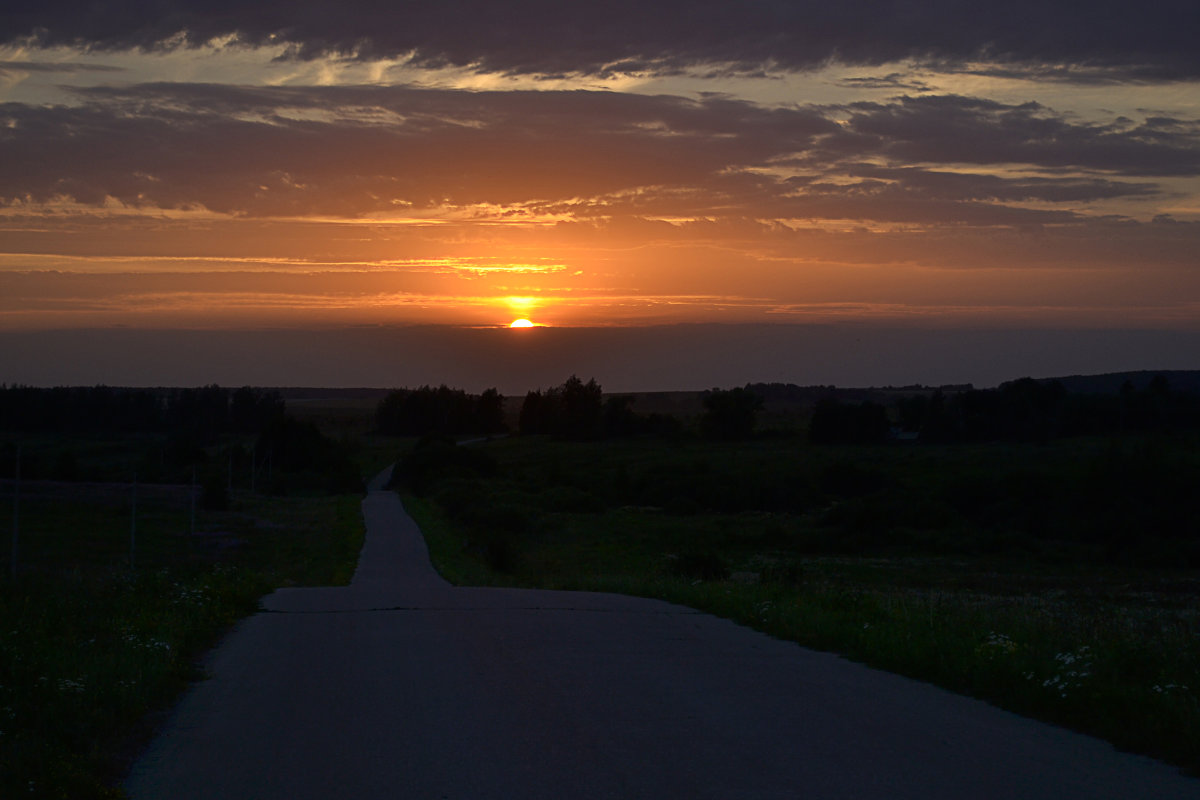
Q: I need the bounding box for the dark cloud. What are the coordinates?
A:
[0,84,1194,226]
[2,1,1199,78]
[837,166,1159,203]
[0,60,124,74]
[836,73,933,92]
[824,96,1200,176]
[0,84,837,215]
[920,60,1200,86]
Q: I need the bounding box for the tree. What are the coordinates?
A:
[560,375,603,439]
[700,387,762,440]
[476,388,506,434]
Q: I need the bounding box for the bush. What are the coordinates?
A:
[460,502,533,574]
[393,439,497,496]
[666,550,730,581]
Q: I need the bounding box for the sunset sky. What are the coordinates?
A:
[1,2,1198,391]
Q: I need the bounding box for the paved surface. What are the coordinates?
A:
[126,468,1200,799]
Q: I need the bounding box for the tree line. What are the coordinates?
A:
[375,385,505,436]
[0,385,360,493]
[0,384,285,441]
[379,373,1200,447]
[817,375,1200,445]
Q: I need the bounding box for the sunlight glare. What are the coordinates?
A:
[510,318,534,328]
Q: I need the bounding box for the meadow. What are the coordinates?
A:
[397,431,1200,774]
[0,431,366,799]
[3,382,1198,795]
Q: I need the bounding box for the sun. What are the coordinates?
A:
[509,318,534,328]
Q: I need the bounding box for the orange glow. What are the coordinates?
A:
[510,318,534,328]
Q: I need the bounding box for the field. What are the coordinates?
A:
[0,431,366,799]
[397,432,1200,774]
[4,389,1199,795]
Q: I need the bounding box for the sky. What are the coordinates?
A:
[1,1,1199,392]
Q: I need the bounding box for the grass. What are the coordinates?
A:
[0,479,365,799]
[400,433,1200,775]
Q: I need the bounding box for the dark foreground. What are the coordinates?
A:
[125,469,1199,799]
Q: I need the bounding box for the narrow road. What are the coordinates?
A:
[126,468,1199,799]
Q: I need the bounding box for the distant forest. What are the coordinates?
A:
[0,385,361,493]
[3,371,1198,483]
[375,371,1200,445]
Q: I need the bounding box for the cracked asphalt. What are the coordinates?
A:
[125,467,1200,799]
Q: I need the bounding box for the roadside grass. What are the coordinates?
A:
[401,433,1200,775]
[0,484,364,799]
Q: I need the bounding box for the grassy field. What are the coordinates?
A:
[0,471,365,798]
[399,433,1200,775]
[5,404,1196,794]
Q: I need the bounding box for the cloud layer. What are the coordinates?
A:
[4,1,1200,78]
[3,83,1194,226]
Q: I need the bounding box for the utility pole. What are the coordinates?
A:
[11,444,19,580]
[190,466,196,536]
[130,471,137,571]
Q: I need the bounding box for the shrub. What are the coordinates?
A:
[666,550,730,581]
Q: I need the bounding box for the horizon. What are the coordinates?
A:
[2,323,1196,395]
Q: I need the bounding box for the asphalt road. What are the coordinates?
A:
[125,468,1200,799]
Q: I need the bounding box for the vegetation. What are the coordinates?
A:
[396,430,1200,774]
[0,387,370,798]
[375,385,505,437]
[0,384,363,495]
[699,387,763,440]
[3,371,1197,795]
[0,481,366,798]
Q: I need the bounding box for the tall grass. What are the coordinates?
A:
[0,487,364,799]
[402,434,1200,775]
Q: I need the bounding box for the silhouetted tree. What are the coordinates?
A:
[376,385,507,436]
[476,388,507,435]
[560,375,603,439]
[700,387,762,440]
[518,388,555,435]
[519,376,603,438]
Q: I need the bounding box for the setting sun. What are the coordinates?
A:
[510,318,534,328]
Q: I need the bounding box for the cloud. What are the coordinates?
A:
[0,60,124,75]
[823,95,1200,176]
[836,166,1158,203]
[0,84,1195,230]
[3,83,838,215]
[920,60,1200,86]
[2,1,1199,78]
[836,73,933,92]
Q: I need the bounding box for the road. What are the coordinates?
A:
[125,467,1200,799]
